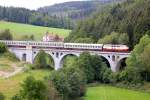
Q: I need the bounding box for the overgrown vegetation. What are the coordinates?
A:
[34,50,54,70]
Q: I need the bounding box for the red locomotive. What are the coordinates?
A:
[103,44,129,52]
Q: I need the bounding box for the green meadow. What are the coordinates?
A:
[0,70,50,100]
[0,21,71,40]
[84,85,150,100]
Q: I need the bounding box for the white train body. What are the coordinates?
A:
[64,43,103,50]
[0,40,129,52]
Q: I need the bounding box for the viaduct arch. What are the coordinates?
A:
[16,49,129,72]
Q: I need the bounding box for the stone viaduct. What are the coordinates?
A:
[0,40,130,72]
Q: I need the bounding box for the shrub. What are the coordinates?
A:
[0,29,13,40]
[23,63,35,72]
[50,67,86,99]
[47,81,62,100]
[101,68,112,83]
[12,94,22,100]
[77,52,95,83]
[15,76,48,100]
[0,43,7,53]
[0,92,5,100]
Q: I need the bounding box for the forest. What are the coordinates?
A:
[0,6,73,29]
[0,0,125,30]
[65,0,150,49]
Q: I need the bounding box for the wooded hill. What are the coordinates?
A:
[65,0,150,49]
[38,0,124,21]
[0,0,124,29]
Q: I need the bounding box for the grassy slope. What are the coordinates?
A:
[0,21,71,40]
[84,85,150,100]
[0,70,50,100]
[0,57,15,72]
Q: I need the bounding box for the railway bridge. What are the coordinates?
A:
[0,40,130,72]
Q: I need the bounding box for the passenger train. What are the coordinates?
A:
[0,40,129,52]
[64,43,129,52]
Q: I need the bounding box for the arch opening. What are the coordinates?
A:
[33,51,54,69]
[100,56,110,68]
[22,53,26,61]
[117,58,127,71]
[60,54,78,68]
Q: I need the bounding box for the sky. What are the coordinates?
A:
[0,0,86,10]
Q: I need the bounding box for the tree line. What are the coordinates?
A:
[0,6,73,29]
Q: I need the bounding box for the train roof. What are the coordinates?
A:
[64,43,103,46]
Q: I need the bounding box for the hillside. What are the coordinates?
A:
[0,21,71,41]
[0,70,50,100]
[38,0,124,21]
[0,0,125,29]
[66,0,150,48]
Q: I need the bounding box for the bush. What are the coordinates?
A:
[14,76,48,100]
[77,52,95,83]
[50,67,86,100]
[0,92,5,100]
[101,68,112,83]
[23,63,35,72]
[109,72,120,84]
[12,94,22,100]
[47,81,61,100]
[0,43,7,53]
[0,29,13,40]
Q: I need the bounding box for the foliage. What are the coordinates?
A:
[0,92,5,100]
[98,32,129,44]
[77,52,95,83]
[74,37,94,43]
[0,70,49,99]
[0,42,7,53]
[19,34,34,41]
[77,52,108,83]
[125,34,150,83]
[0,29,13,40]
[50,67,86,100]
[46,81,61,100]
[100,67,112,83]
[63,55,77,68]
[38,0,120,22]
[0,6,73,29]
[34,50,49,69]
[13,76,47,100]
[66,0,150,48]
